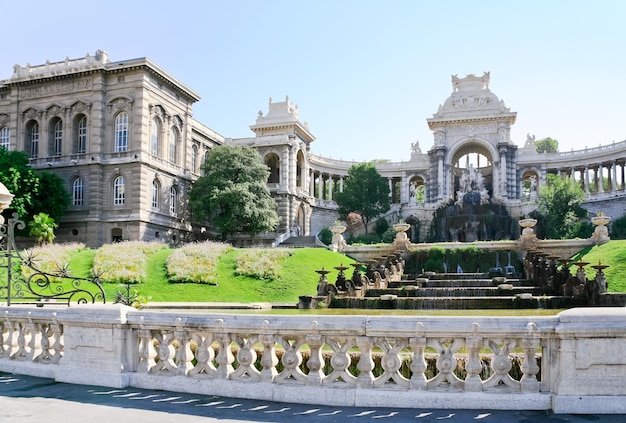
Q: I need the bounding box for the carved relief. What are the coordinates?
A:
[0,114,9,126]
[110,97,133,111]
[72,101,91,113]
[47,105,62,116]
[20,78,93,99]
[23,108,39,119]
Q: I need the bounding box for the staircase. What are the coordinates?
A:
[330,272,589,310]
[279,236,325,248]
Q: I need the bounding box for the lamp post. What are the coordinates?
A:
[0,181,14,226]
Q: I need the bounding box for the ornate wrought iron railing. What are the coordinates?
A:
[0,213,105,306]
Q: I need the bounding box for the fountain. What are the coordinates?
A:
[430,167,516,242]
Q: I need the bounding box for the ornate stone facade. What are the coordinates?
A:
[1,53,625,246]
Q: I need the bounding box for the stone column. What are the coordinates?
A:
[612,160,617,192]
[437,150,444,200]
[598,164,604,193]
[309,170,315,196]
[499,147,508,198]
[584,165,590,194]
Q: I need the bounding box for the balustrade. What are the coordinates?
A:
[0,305,625,413]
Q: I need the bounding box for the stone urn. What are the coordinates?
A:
[330,222,347,253]
[519,218,537,237]
[590,213,611,244]
[392,222,411,250]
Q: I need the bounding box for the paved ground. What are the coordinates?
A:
[1,372,625,423]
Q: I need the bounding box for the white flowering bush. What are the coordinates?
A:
[235,248,292,280]
[21,242,86,281]
[92,241,166,284]
[166,241,232,284]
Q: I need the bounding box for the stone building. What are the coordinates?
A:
[1,52,625,246]
[0,51,222,247]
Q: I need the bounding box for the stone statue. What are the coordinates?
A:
[525,133,536,148]
[410,141,422,160]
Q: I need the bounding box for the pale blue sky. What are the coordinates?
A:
[2,0,625,162]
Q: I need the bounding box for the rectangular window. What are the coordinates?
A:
[77,117,87,154]
[115,113,128,152]
[0,127,9,150]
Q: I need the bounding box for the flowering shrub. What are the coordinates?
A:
[166,241,232,284]
[235,248,292,280]
[92,241,166,284]
[21,242,86,281]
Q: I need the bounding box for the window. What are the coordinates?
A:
[151,179,159,209]
[72,178,84,206]
[77,116,87,154]
[52,119,63,156]
[0,127,9,150]
[169,186,177,214]
[114,112,128,152]
[150,117,160,156]
[29,122,39,158]
[113,176,125,205]
[191,145,198,173]
[168,128,177,164]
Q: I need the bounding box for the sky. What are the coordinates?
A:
[2,0,625,162]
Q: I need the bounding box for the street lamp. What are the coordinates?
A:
[0,181,14,225]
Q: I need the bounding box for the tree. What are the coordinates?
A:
[32,171,71,221]
[189,145,279,241]
[0,149,70,223]
[535,137,559,153]
[28,212,57,245]
[335,162,390,235]
[0,149,40,219]
[537,173,587,239]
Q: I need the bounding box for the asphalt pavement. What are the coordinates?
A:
[1,372,625,423]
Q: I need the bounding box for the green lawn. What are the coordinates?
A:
[574,239,626,293]
[47,240,626,304]
[68,247,356,303]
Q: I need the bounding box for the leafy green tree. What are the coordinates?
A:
[537,173,587,239]
[28,212,57,245]
[0,149,40,219]
[189,145,279,241]
[0,149,70,223]
[535,137,559,153]
[33,171,71,221]
[335,162,390,235]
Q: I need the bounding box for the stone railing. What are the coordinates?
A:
[1,305,626,414]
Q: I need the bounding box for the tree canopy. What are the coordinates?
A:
[0,149,70,222]
[189,145,279,240]
[535,137,559,153]
[335,162,390,235]
[537,173,588,239]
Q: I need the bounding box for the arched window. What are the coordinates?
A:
[265,153,280,184]
[114,112,128,152]
[75,115,87,154]
[169,186,177,215]
[296,150,305,188]
[168,127,178,164]
[151,179,160,209]
[50,118,63,157]
[191,145,198,173]
[72,177,84,206]
[113,175,125,205]
[150,117,160,157]
[26,121,39,158]
[0,127,9,150]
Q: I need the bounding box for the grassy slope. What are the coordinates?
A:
[68,247,357,303]
[64,240,626,304]
[575,239,626,293]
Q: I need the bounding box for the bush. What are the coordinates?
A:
[166,241,231,284]
[375,218,389,236]
[610,214,626,239]
[318,227,332,245]
[235,248,292,280]
[381,227,396,243]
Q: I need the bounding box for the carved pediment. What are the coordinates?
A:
[0,114,9,126]
[22,107,40,119]
[108,96,134,111]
